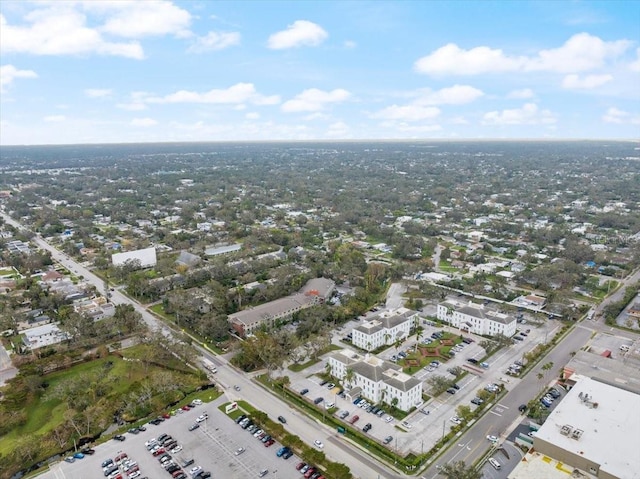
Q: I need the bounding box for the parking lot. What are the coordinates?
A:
[40,398,303,479]
[289,312,561,456]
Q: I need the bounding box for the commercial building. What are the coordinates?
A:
[111,246,157,268]
[351,308,418,352]
[229,278,335,337]
[531,376,640,479]
[436,299,516,337]
[327,349,422,411]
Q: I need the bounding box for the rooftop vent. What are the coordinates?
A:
[571,428,584,440]
[560,424,573,436]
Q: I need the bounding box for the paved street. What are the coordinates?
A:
[420,324,594,478]
[5,211,640,479]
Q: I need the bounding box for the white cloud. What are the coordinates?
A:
[117,91,150,110]
[0,64,37,92]
[267,20,328,49]
[371,105,441,121]
[630,47,640,72]
[602,107,640,124]
[344,40,357,49]
[450,116,469,125]
[0,10,144,59]
[91,1,192,38]
[530,33,630,73]
[415,33,631,75]
[282,88,350,112]
[414,85,484,105]
[84,88,112,98]
[188,31,241,53]
[245,112,260,120]
[44,115,66,122]
[507,88,534,99]
[562,73,613,89]
[146,83,280,106]
[482,103,556,125]
[415,43,526,75]
[130,117,158,127]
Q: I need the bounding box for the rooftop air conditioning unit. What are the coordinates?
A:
[560,425,573,436]
[571,429,584,440]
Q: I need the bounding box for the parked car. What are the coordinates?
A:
[113,435,126,441]
[383,435,393,445]
[363,423,372,433]
[300,388,309,395]
[313,397,324,405]
[277,415,287,423]
[350,415,360,424]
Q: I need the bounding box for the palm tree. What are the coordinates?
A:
[345,368,355,388]
[384,332,391,346]
[414,326,424,353]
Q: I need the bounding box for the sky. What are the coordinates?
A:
[1,0,639,145]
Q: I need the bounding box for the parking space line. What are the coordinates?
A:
[490,410,502,417]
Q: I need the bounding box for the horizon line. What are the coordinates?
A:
[2,138,639,148]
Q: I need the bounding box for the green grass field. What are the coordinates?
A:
[0,351,208,463]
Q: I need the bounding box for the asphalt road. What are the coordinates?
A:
[6,211,639,479]
[420,324,594,478]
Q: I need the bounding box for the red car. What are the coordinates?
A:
[264,439,275,447]
[304,468,316,478]
[162,413,171,419]
[296,462,306,471]
[152,448,165,456]
[181,405,191,411]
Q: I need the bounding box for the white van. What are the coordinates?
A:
[488,457,501,470]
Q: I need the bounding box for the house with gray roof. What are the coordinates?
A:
[437,298,516,337]
[328,349,422,411]
[352,308,418,351]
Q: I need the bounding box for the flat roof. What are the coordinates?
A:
[565,350,640,395]
[509,451,595,479]
[535,376,640,479]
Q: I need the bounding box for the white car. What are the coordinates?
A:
[235,447,245,456]
[145,438,156,447]
[449,416,462,425]
[486,435,498,443]
[401,421,412,429]
[196,414,207,423]
[171,445,183,453]
[253,429,264,437]
[192,399,203,405]
[189,466,202,477]
[314,440,324,449]
[384,416,393,423]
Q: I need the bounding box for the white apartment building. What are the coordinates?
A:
[328,349,422,411]
[436,299,516,337]
[352,308,418,351]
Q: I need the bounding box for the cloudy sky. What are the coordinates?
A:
[1,0,639,145]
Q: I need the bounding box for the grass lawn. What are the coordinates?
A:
[289,358,320,372]
[0,352,207,461]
